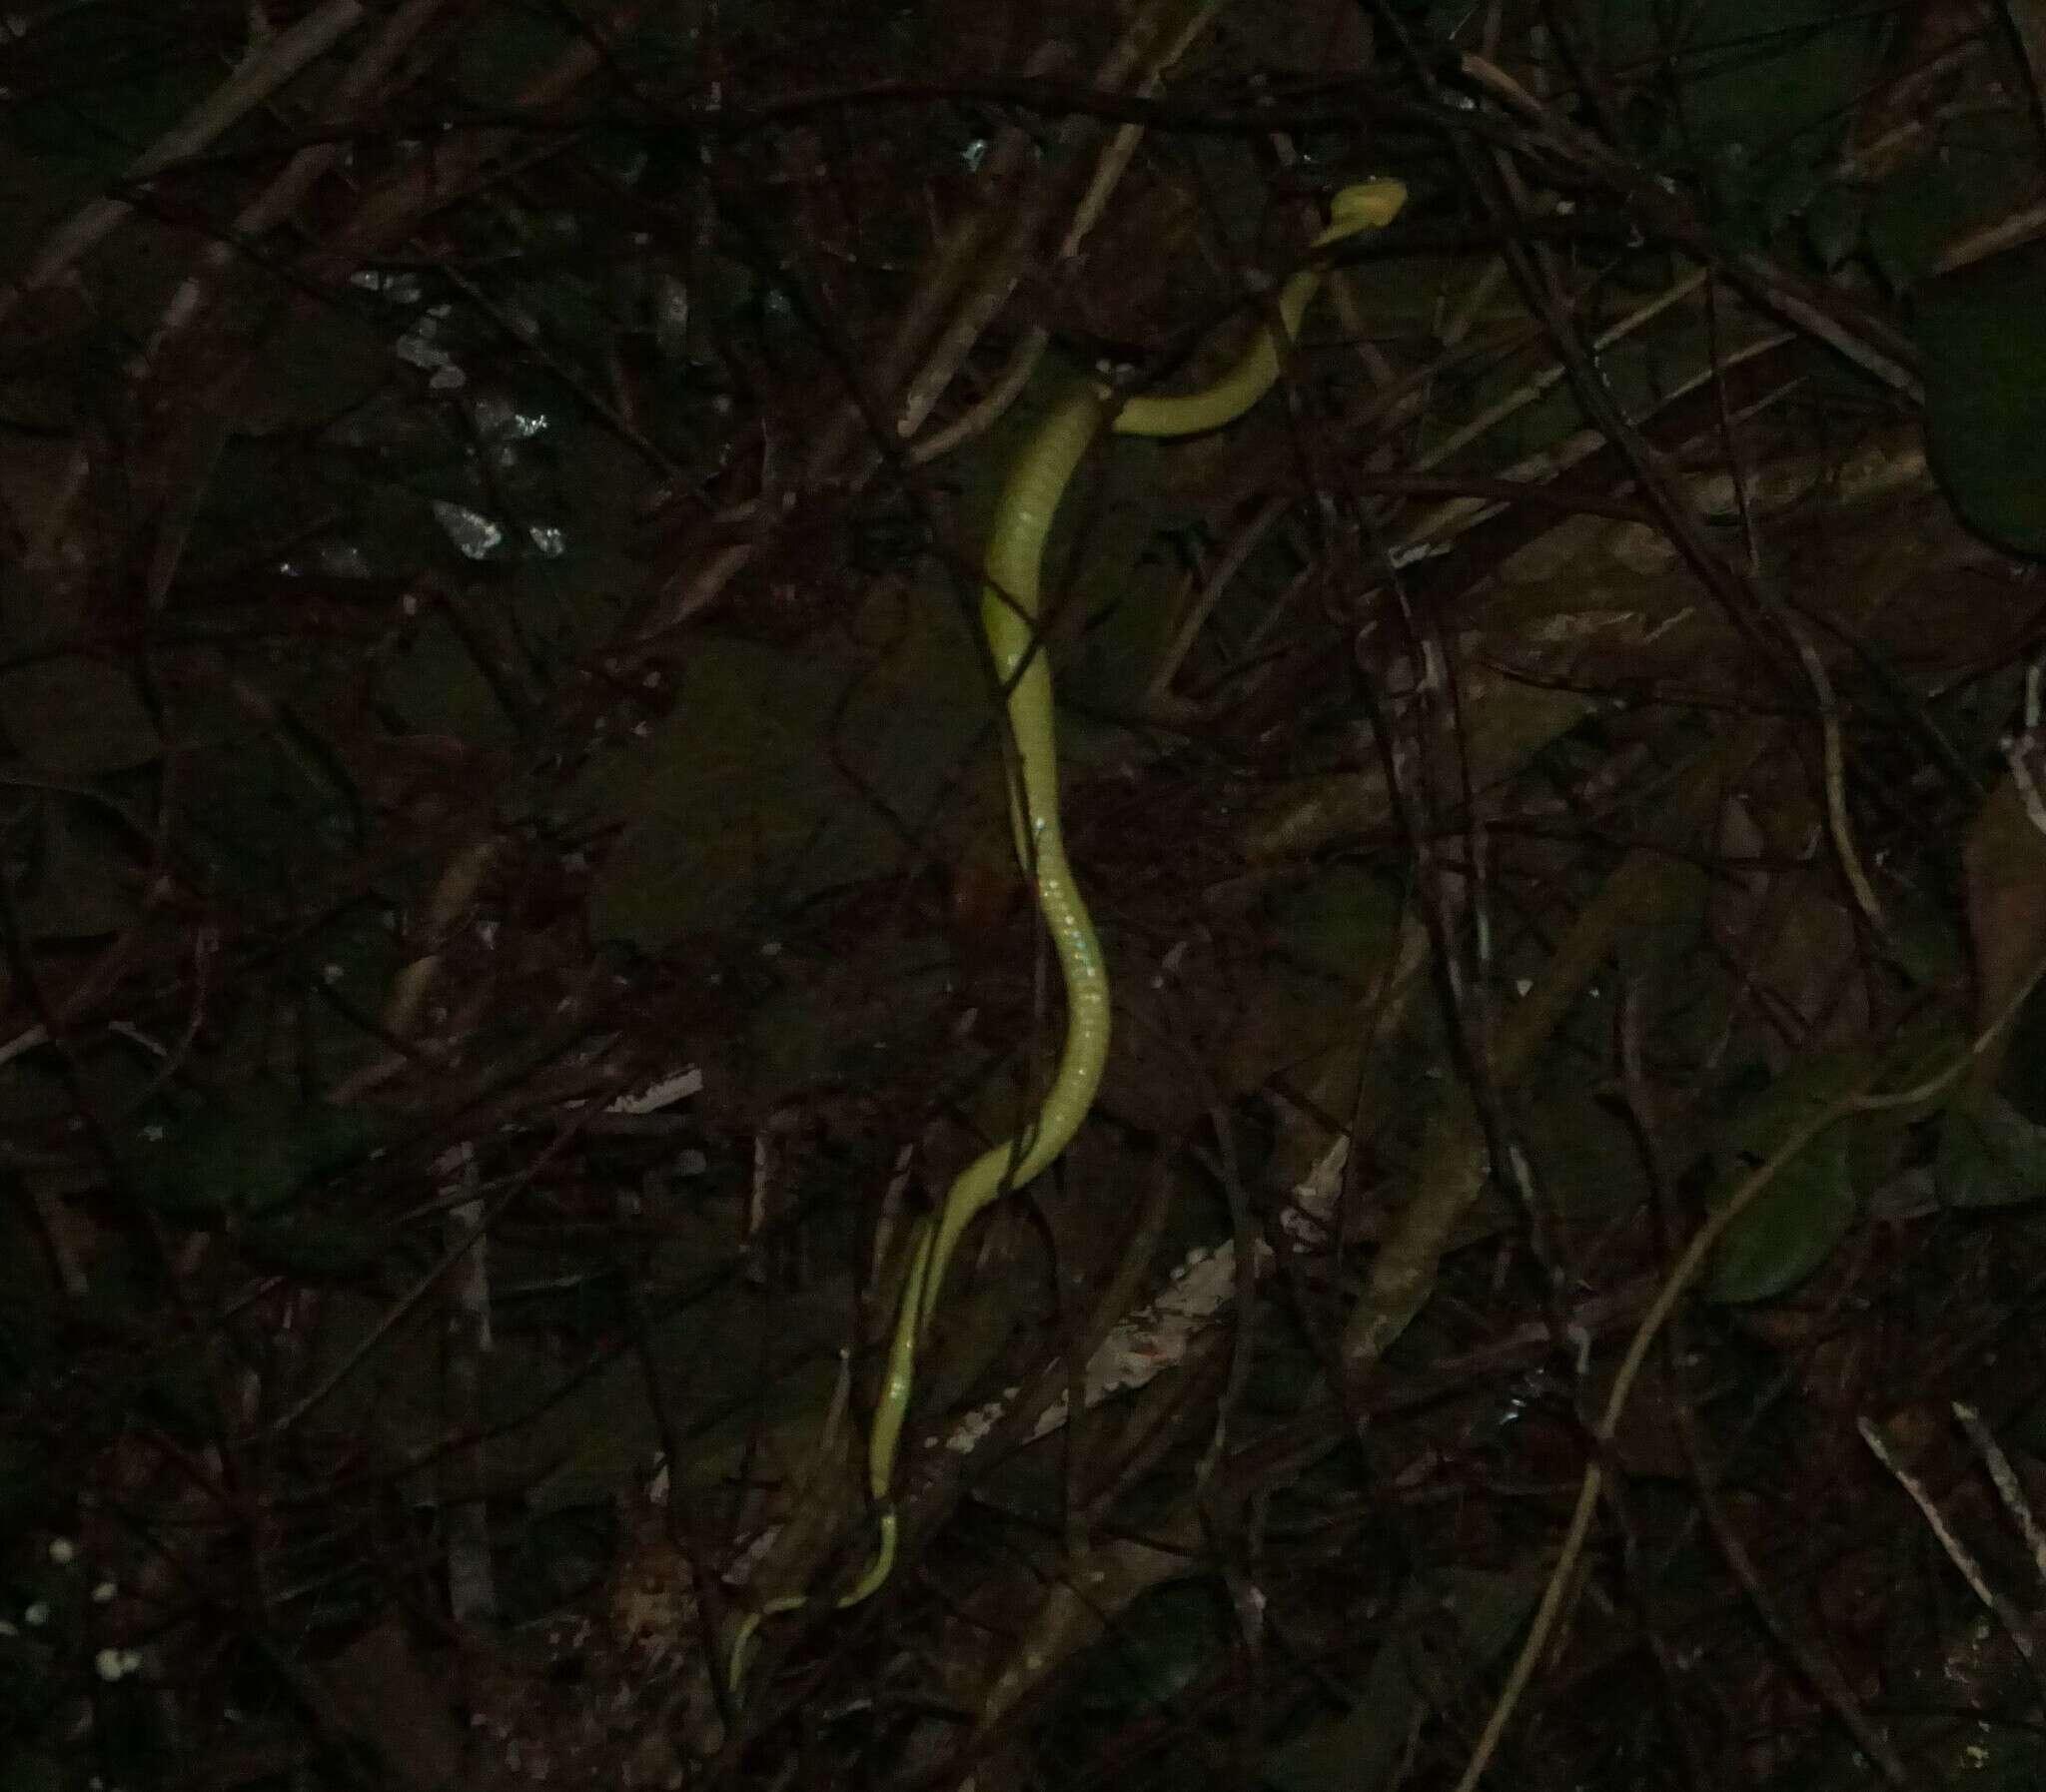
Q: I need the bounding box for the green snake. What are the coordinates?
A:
[732,176,1406,1683]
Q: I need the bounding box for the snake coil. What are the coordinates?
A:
[730,176,1407,1688]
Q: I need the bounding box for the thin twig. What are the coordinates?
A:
[0,0,369,327]
[1954,1402,2046,1598]
[1859,1414,2046,1709]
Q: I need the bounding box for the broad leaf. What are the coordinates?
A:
[1934,1087,2046,1210]
[1919,247,2046,556]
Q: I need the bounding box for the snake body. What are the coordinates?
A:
[737,177,1406,1670]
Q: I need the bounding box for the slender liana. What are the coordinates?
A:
[731,177,1407,1685]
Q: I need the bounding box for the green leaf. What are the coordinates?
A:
[454,4,579,105]
[15,801,138,940]
[1801,182,1864,272]
[573,637,842,948]
[1883,900,1966,991]
[239,1212,386,1282]
[237,303,391,433]
[1705,1057,1864,1304]
[521,1307,846,1513]
[0,1430,49,1532]
[1081,1579,1229,1710]
[1262,1568,1542,1792]
[137,1336,221,1440]
[0,1752,62,1792]
[1865,159,1962,294]
[0,656,159,777]
[747,942,955,1107]
[1918,247,2046,556]
[1522,1083,1649,1226]
[1587,0,1881,239]
[1706,1125,1854,1303]
[1934,1087,2046,1210]
[1271,867,1405,987]
[131,1082,380,1222]
[1868,112,2036,296]
[572,591,990,949]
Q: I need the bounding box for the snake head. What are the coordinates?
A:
[1321,178,1409,243]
